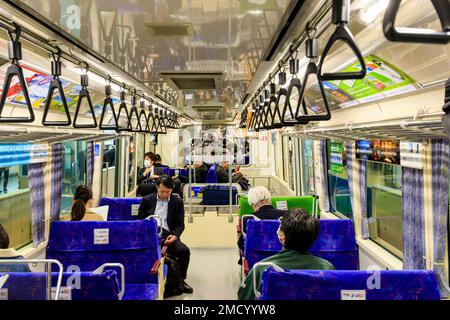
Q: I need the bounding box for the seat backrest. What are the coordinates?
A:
[244,219,358,270]
[309,219,358,270]
[99,197,142,221]
[200,185,238,205]
[0,271,119,300]
[161,166,170,176]
[205,164,218,183]
[46,220,161,284]
[261,269,441,300]
[244,219,282,269]
[239,195,317,217]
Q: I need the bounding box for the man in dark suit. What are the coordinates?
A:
[137,175,193,294]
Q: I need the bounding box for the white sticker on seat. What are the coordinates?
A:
[341,290,366,300]
[51,287,72,300]
[275,200,288,210]
[131,204,140,216]
[94,228,109,245]
[0,288,7,300]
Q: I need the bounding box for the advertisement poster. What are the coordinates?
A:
[400,141,424,169]
[355,139,400,165]
[326,54,418,107]
[329,140,346,174]
[0,143,49,167]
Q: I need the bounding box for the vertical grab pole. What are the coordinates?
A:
[228,156,233,223]
[47,262,52,300]
[188,150,193,223]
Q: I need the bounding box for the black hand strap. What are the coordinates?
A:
[383,0,450,44]
[73,68,97,128]
[283,78,308,126]
[318,24,366,80]
[0,25,35,123]
[147,108,156,133]
[99,83,119,131]
[42,49,72,126]
[158,109,167,134]
[296,62,331,122]
[130,106,141,132]
[73,87,98,128]
[152,112,161,133]
[117,101,132,132]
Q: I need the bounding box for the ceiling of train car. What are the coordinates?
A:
[14,0,293,123]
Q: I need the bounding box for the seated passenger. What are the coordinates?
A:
[65,185,104,221]
[237,208,335,300]
[0,224,31,272]
[215,162,230,183]
[237,186,287,255]
[137,175,193,295]
[177,162,209,184]
[137,152,155,185]
[136,152,158,197]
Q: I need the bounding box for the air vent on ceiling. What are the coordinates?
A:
[159,71,224,90]
[145,23,194,37]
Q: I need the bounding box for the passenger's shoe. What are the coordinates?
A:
[182,281,193,294]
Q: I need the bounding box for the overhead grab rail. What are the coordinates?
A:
[99,76,119,131]
[295,32,331,122]
[383,0,450,44]
[116,85,132,132]
[0,24,35,123]
[42,48,72,126]
[318,0,366,81]
[73,63,98,128]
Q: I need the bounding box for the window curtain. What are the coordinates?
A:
[28,162,46,247]
[345,142,355,214]
[86,141,95,187]
[431,139,450,297]
[402,167,425,270]
[359,159,369,239]
[319,140,330,212]
[50,143,63,221]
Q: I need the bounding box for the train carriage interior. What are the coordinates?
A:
[0,0,449,303]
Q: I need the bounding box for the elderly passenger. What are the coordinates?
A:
[237,186,287,258]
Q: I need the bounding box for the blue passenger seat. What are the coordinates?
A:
[0,271,120,300]
[99,197,142,221]
[46,219,163,300]
[243,219,358,273]
[260,269,441,300]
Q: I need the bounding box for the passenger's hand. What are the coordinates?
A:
[164,235,177,245]
[143,168,152,176]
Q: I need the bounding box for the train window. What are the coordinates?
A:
[60,141,87,217]
[327,140,353,219]
[136,135,145,174]
[301,139,315,195]
[0,163,31,249]
[102,140,117,198]
[366,161,403,258]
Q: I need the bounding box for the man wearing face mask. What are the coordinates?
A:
[137,152,155,185]
[237,208,335,300]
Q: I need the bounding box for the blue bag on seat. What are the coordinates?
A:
[46,220,162,300]
[200,185,238,205]
[99,197,142,221]
[260,269,441,300]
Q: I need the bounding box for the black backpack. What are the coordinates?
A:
[163,254,184,298]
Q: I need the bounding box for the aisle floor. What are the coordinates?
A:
[165,248,242,300]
